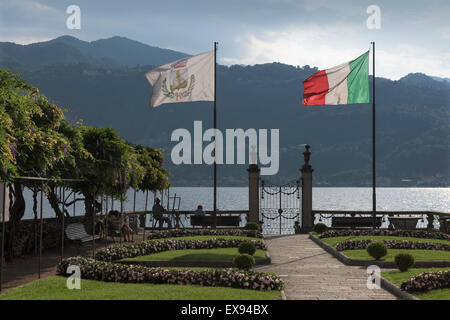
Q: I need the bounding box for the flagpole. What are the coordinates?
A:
[213,42,218,228]
[371,41,376,229]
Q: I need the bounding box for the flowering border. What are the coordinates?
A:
[400,270,450,293]
[145,228,263,240]
[319,229,450,241]
[57,256,283,291]
[95,238,265,262]
[336,239,450,252]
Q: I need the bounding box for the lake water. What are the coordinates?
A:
[21,187,449,220]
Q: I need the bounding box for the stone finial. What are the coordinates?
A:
[301,144,313,173]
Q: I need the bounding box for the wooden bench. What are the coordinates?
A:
[66,223,101,243]
[190,215,240,227]
[331,217,382,229]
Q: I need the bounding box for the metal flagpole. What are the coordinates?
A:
[0,183,6,292]
[371,41,376,229]
[213,41,218,228]
[38,181,43,279]
[61,187,65,262]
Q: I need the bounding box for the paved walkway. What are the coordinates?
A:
[255,234,397,300]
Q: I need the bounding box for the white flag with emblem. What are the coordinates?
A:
[145,51,214,108]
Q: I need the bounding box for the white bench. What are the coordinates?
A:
[66,223,101,243]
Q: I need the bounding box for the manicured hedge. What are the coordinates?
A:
[336,239,450,252]
[57,256,283,291]
[95,238,266,261]
[146,228,263,240]
[401,270,450,293]
[320,229,450,241]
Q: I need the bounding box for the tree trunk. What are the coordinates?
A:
[6,181,26,261]
[46,184,70,221]
[82,192,101,234]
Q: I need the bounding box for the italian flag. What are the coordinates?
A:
[302,51,370,105]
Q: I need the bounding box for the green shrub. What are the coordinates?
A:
[238,241,256,256]
[244,222,261,232]
[395,253,415,272]
[233,254,255,270]
[313,223,328,234]
[366,241,387,260]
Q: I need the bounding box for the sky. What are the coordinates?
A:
[0,0,449,80]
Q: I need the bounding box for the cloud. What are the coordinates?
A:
[221,25,367,69]
[220,24,450,80]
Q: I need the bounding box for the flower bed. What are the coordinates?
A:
[400,270,450,293]
[95,238,266,261]
[57,256,283,291]
[319,229,450,241]
[146,229,263,240]
[336,239,450,252]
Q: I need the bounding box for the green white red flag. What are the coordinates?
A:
[302,51,370,105]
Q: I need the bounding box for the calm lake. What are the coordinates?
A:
[22,187,450,220]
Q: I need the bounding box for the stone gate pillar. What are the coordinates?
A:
[247,164,260,224]
[300,145,314,233]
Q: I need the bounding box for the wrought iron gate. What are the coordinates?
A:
[260,179,301,234]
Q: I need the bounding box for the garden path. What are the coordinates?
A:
[254,234,397,300]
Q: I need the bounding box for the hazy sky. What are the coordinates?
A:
[1,0,449,80]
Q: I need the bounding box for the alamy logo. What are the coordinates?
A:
[66,265,81,290]
[66,5,81,30]
[171,121,279,175]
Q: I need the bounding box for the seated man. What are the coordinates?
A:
[194,204,205,216]
[152,198,172,229]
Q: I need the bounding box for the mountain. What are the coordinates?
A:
[1,37,449,187]
[0,35,189,71]
[0,41,104,70]
[432,76,450,83]
[399,73,450,90]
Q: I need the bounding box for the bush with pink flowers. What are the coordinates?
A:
[57,256,283,291]
[336,239,450,252]
[319,229,450,241]
[400,270,450,293]
[146,228,263,240]
[95,238,266,262]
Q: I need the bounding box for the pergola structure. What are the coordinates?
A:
[0,176,171,292]
[0,176,83,292]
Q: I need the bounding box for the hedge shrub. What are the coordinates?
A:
[244,223,261,232]
[395,253,415,272]
[366,242,387,260]
[313,223,328,234]
[233,254,255,270]
[238,241,256,256]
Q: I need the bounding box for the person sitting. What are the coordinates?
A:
[107,210,134,242]
[151,198,172,229]
[194,204,206,216]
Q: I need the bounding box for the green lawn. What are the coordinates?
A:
[341,249,450,261]
[0,276,281,300]
[320,235,450,248]
[382,268,450,300]
[121,248,266,262]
